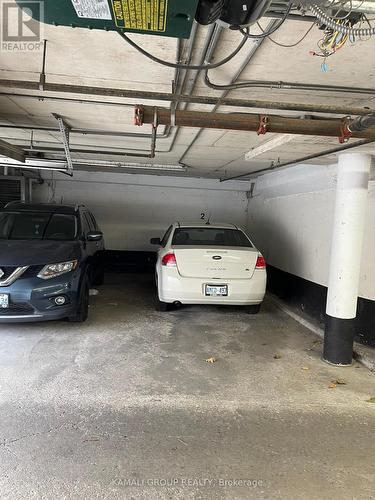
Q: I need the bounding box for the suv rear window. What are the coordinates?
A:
[0,212,77,241]
[172,227,252,247]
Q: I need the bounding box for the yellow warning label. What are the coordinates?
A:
[111,0,168,32]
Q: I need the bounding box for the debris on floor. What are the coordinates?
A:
[332,378,347,385]
[328,379,346,389]
[307,340,323,351]
[89,289,99,296]
[274,354,282,359]
[177,437,188,446]
[205,357,217,364]
[366,397,375,403]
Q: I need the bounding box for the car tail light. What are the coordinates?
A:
[256,255,266,269]
[162,252,177,267]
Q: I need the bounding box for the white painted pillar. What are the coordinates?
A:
[324,152,371,365]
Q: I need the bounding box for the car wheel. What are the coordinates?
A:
[155,295,171,312]
[92,266,104,286]
[245,304,261,314]
[68,274,90,322]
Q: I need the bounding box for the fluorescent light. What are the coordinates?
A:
[0,157,66,168]
[245,134,296,161]
[68,159,187,172]
[0,156,187,173]
[0,163,69,173]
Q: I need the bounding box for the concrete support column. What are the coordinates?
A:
[324,152,371,365]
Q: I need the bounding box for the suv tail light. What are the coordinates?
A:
[162,252,177,267]
[256,255,266,269]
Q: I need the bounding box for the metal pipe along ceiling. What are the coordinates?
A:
[179,20,279,166]
[0,123,169,139]
[0,26,199,151]
[140,106,375,139]
[157,22,200,145]
[204,73,375,94]
[1,81,375,113]
[2,20,375,168]
[157,23,218,154]
[1,24,219,160]
[220,139,374,181]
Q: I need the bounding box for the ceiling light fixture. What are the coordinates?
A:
[245,134,296,161]
[0,156,187,173]
[66,159,187,172]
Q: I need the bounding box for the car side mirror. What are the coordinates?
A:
[87,231,103,241]
[150,237,161,245]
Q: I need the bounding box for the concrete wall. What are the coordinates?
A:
[33,171,250,251]
[246,163,375,301]
[32,164,375,300]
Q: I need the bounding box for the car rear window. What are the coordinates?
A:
[0,212,77,241]
[172,227,252,247]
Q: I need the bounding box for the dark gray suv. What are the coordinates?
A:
[0,202,104,323]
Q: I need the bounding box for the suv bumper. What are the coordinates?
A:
[0,272,81,323]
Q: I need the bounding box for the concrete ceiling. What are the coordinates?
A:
[1,0,375,180]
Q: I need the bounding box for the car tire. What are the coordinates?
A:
[245,304,261,314]
[92,266,105,286]
[68,274,90,322]
[155,296,171,312]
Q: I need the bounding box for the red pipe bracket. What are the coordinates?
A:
[339,117,352,144]
[134,105,144,126]
[257,115,269,135]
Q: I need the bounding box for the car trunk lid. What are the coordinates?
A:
[173,247,259,279]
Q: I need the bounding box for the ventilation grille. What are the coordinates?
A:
[0,303,34,315]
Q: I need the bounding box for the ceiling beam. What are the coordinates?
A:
[0,139,25,162]
[1,79,375,116]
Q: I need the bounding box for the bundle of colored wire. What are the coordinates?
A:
[313,18,351,58]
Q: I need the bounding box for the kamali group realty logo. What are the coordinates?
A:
[1,1,44,52]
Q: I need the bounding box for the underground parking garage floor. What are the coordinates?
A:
[0,274,375,500]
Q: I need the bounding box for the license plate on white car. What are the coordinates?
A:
[205,285,228,297]
[0,294,9,309]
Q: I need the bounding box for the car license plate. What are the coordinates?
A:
[205,285,228,297]
[0,294,9,309]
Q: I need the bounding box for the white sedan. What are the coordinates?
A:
[150,222,266,313]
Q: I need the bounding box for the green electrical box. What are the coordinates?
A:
[15,0,199,38]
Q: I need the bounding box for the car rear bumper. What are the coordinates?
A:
[158,268,267,305]
[0,272,80,323]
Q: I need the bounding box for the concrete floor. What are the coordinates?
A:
[0,274,375,500]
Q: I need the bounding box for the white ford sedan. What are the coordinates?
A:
[150,222,266,312]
